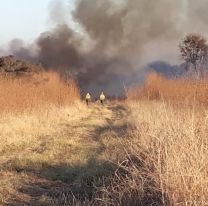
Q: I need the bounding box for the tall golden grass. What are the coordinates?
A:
[0,71,80,113]
[116,101,208,206]
[128,72,208,106]
[121,73,208,205]
[2,70,208,205]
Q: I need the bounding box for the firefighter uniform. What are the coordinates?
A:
[85,93,91,105]
[100,92,106,105]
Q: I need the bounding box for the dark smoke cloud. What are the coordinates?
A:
[37,25,82,70]
[5,0,208,95]
[74,0,180,56]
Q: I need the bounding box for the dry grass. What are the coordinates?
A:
[112,74,208,205]
[0,71,80,113]
[1,71,208,205]
[121,101,208,206]
[128,73,208,106]
[1,96,208,205]
[0,100,125,205]
[87,100,208,206]
[0,104,88,205]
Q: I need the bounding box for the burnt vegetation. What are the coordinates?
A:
[0,55,43,75]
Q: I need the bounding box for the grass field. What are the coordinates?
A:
[0,72,79,113]
[128,73,208,106]
[0,73,208,205]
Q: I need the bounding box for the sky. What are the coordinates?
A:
[0,0,74,45]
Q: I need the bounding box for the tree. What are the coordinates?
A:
[179,34,208,77]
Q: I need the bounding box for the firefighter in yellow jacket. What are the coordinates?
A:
[99,92,106,105]
[85,93,91,105]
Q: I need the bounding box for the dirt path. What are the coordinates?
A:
[77,103,129,139]
[2,102,130,206]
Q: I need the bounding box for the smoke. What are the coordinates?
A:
[74,0,180,53]
[5,0,208,95]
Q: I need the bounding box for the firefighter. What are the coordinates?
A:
[85,93,91,105]
[99,92,106,105]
